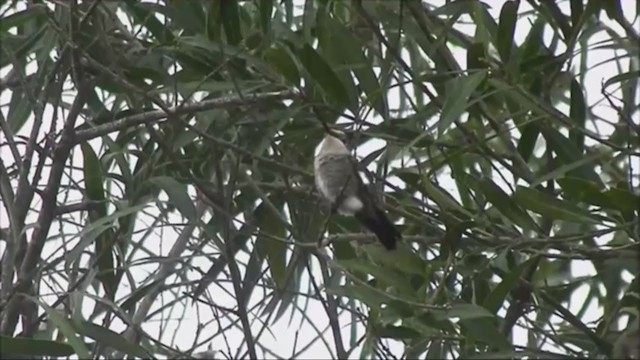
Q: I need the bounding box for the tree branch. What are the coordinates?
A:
[73,90,298,144]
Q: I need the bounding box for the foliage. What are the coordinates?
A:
[0,0,638,359]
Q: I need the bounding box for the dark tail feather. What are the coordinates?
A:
[355,206,400,250]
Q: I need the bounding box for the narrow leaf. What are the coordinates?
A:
[0,336,74,357]
[497,1,518,62]
[513,186,600,223]
[220,0,242,45]
[569,78,586,152]
[297,43,349,109]
[77,321,149,358]
[149,176,197,220]
[439,71,486,137]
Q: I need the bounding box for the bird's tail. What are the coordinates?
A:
[355,206,400,250]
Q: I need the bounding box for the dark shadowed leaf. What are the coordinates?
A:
[439,70,487,137]
[497,1,518,63]
[148,176,197,220]
[0,336,75,357]
[513,186,601,223]
[297,43,350,109]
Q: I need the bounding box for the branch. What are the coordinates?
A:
[73,90,298,143]
[309,255,347,359]
[118,202,205,354]
[0,81,90,335]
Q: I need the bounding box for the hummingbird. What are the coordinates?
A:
[314,130,401,250]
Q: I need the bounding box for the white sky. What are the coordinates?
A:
[1,0,638,359]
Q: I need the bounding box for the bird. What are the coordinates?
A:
[313,130,401,250]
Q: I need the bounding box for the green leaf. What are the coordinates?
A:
[0,25,47,69]
[559,177,640,214]
[259,0,274,32]
[442,303,495,320]
[123,1,174,43]
[76,321,149,358]
[148,176,197,220]
[483,257,539,314]
[220,0,242,45]
[81,143,118,300]
[242,248,267,305]
[497,1,518,63]
[265,46,300,85]
[367,245,426,277]
[0,336,75,357]
[569,78,586,152]
[512,186,600,224]
[377,325,421,339]
[569,0,584,29]
[472,176,537,231]
[81,143,107,217]
[37,304,90,359]
[460,318,511,350]
[335,259,415,297]
[318,15,387,117]
[296,43,349,109]
[6,87,32,133]
[516,124,540,162]
[540,128,602,186]
[254,198,287,289]
[0,5,47,31]
[603,70,640,89]
[439,70,487,137]
[169,0,206,34]
[327,284,385,308]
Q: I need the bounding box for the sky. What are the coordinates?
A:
[0,0,638,359]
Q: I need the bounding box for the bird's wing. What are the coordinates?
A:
[314,154,360,203]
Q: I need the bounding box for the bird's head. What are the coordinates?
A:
[317,128,350,156]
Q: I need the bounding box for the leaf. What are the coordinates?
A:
[442,303,495,320]
[296,43,349,109]
[603,70,640,89]
[264,46,300,85]
[460,318,511,350]
[335,259,415,297]
[377,325,421,339]
[169,0,206,34]
[76,321,149,358]
[6,87,32,133]
[259,0,274,32]
[242,248,266,306]
[569,0,584,29]
[540,128,602,186]
[123,1,174,43]
[318,15,387,117]
[327,284,386,309]
[0,4,47,31]
[472,176,537,231]
[559,177,640,215]
[367,245,426,277]
[148,176,197,220]
[497,1,518,63]
[483,257,539,314]
[220,0,242,45]
[512,186,600,224]
[81,143,118,300]
[254,197,287,289]
[0,336,75,357]
[516,123,540,162]
[37,303,90,359]
[439,70,487,137]
[569,78,586,152]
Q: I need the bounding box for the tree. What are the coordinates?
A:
[0,0,638,358]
